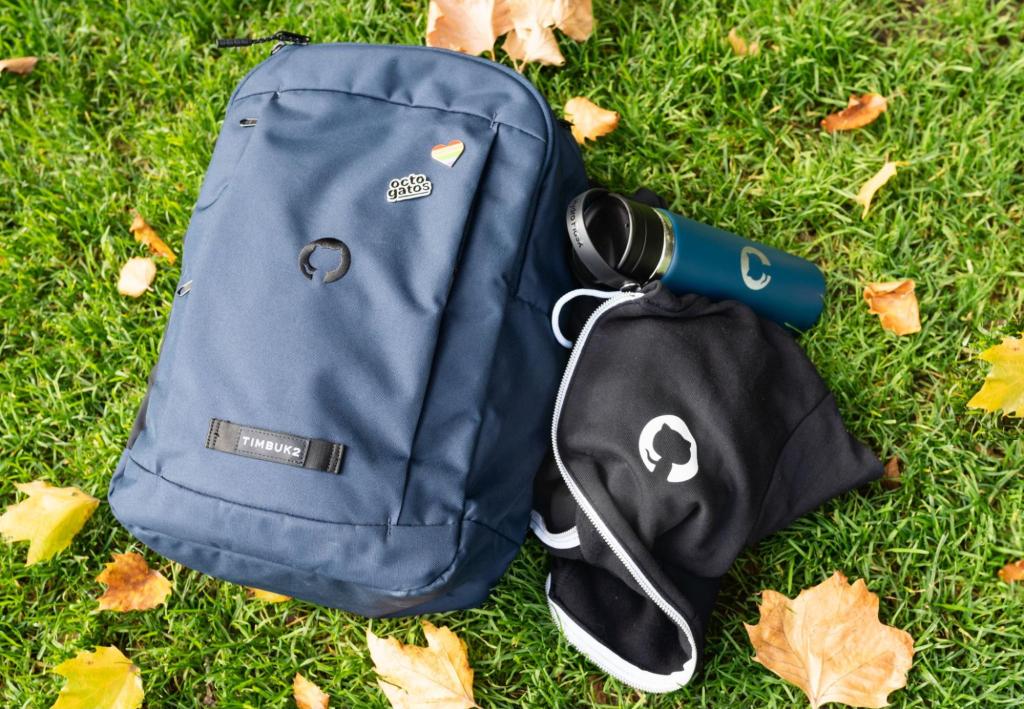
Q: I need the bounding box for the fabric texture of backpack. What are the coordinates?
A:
[108,42,588,617]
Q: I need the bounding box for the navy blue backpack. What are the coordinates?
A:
[109,42,587,616]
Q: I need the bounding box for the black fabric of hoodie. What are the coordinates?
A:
[533,282,882,681]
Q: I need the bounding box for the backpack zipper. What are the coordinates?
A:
[217,30,311,54]
[547,289,699,690]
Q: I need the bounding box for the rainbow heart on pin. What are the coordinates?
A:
[431,139,465,167]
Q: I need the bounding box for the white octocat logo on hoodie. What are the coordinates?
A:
[638,415,699,483]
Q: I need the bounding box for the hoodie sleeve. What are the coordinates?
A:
[747,392,882,545]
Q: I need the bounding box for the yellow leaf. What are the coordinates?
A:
[51,646,144,709]
[246,586,292,603]
[0,56,39,75]
[426,0,514,57]
[821,93,888,133]
[564,96,619,145]
[967,335,1024,417]
[117,257,156,297]
[367,620,478,709]
[854,161,907,219]
[864,279,921,335]
[727,28,759,56]
[0,481,98,565]
[745,572,914,709]
[96,552,172,612]
[129,210,176,263]
[293,673,330,709]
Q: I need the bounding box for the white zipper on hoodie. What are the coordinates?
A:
[545,289,698,692]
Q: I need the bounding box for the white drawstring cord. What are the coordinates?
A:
[550,288,621,349]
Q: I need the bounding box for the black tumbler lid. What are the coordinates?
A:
[567,189,672,288]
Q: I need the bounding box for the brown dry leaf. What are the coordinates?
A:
[367,620,477,709]
[864,279,921,335]
[426,0,514,57]
[117,257,156,297]
[564,96,619,145]
[247,586,292,603]
[129,210,176,263]
[745,571,914,709]
[0,481,99,565]
[727,28,760,56]
[551,0,593,41]
[854,161,907,219]
[966,336,1024,417]
[504,23,564,66]
[881,456,901,490]
[96,552,172,612]
[822,93,888,133]
[503,1,593,67]
[0,56,39,75]
[293,673,330,709]
[999,560,1024,583]
[51,646,144,709]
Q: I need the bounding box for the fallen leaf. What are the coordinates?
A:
[0,481,99,565]
[727,28,760,56]
[881,455,901,490]
[293,673,330,709]
[551,0,594,41]
[96,552,172,612]
[999,560,1024,583]
[854,161,907,219]
[117,257,156,297]
[504,22,564,66]
[368,620,478,709]
[967,336,1024,417]
[822,93,888,133]
[247,586,292,603]
[0,56,39,75]
[864,279,921,335]
[564,96,619,145]
[745,571,914,709]
[129,210,176,263]
[51,646,144,709]
[426,0,514,57]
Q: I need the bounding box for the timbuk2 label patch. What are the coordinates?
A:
[205,419,345,474]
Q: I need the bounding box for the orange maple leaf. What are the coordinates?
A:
[746,572,914,709]
[864,279,921,335]
[130,210,176,263]
[293,673,330,709]
[564,96,619,144]
[822,93,888,133]
[427,0,513,57]
[0,56,39,75]
[96,552,172,612]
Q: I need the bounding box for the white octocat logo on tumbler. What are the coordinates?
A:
[638,415,699,483]
[740,246,772,291]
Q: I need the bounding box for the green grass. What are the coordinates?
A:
[2,0,1023,706]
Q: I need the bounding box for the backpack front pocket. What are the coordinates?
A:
[137,88,498,530]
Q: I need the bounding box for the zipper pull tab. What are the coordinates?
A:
[216,30,311,52]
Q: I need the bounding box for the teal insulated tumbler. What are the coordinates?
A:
[567,189,826,331]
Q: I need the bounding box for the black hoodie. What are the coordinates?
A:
[532,283,882,692]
